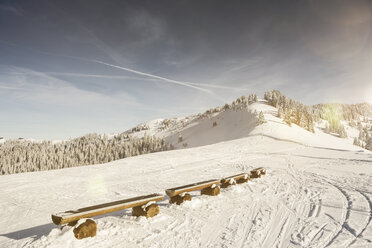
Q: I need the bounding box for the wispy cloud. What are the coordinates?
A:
[0,4,23,16]
[0,39,230,102]
[0,66,140,107]
[45,12,229,102]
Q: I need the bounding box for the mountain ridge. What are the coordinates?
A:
[1,90,371,175]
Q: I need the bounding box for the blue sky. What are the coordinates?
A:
[1,0,372,140]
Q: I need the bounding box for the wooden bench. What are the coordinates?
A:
[220,173,250,188]
[250,167,266,178]
[52,193,164,239]
[165,179,220,205]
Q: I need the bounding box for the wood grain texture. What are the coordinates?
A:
[201,186,220,196]
[52,193,164,225]
[73,219,97,239]
[132,203,159,218]
[251,168,265,178]
[169,193,192,205]
[165,179,220,197]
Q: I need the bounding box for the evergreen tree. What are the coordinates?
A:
[283,110,292,126]
[353,137,360,146]
[0,132,168,175]
[257,111,266,125]
[366,137,372,151]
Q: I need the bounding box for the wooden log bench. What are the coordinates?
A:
[165,179,220,205]
[51,193,164,239]
[250,167,266,178]
[220,173,250,188]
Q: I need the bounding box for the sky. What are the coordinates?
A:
[1,0,372,140]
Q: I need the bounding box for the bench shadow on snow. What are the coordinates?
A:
[0,208,132,241]
[0,196,178,241]
[0,223,56,241]
[0,210,130,241]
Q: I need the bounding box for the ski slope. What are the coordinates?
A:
[0,102,372,248]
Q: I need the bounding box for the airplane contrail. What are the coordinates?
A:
[45,72,251,91]
[93,60,213,94]
[45,72,157,81]
[0,85,23,90]
[188,82,252,91]
[0,39,233,100]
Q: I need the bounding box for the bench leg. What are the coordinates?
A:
[201,186,220,196]
[73,219,97,239]
[250,172,261,178]
[169,193,192,205]
[221,179,236,188]
[60,220,78,231]
[67,220,78,227]
[132,203,160,218]
[236,178,249,184]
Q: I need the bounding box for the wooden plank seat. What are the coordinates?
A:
[166,179,221,204]
[51,193,164,227]
[250,167,266,178]
[220,173,249,188]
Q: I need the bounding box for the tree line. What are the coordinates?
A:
[2,90,372,175]
[264,90,315,132]
[0,133,168,175]
[264,90,372,150]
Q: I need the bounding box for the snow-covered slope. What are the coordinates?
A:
[132,100,366,152]
[1,100,371,248]
[165,107,257,148]
[1,135,371,248]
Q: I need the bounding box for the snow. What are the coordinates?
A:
[1,101,372,247]
[165,107,257,148]
[142,201,156,210]
[55,195,162,219]
[130,100,366,153]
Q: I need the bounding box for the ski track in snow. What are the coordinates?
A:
[1,147,372,248]
[302,173,372,248]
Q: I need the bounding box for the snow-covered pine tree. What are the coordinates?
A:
[325,124,330,134]
[277,107,284,118]
[353,137,360,146]
[366,137,372,151]
[0,131,168,175]
[283,110,292,126]
[257,111,266,125]
[338,126,347,138]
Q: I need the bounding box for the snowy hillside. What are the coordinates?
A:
[1,98,372,247]
[127,93,372,154]
[2,92,372,175]
[131,100,367,152]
